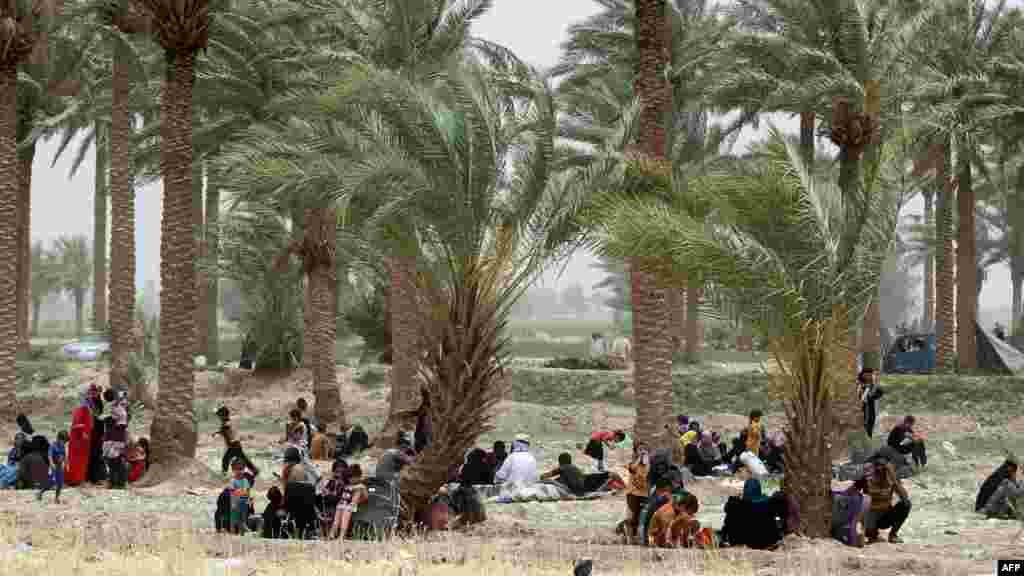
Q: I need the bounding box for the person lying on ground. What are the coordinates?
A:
[887,415,926,468]
[541,452,613,496]
[495,434,538,485]
[978,459,1022,519]
[623,441,650,542]
[583,430,626,473]
[848,455,911,544]
[649,492,700,548]
[329,464,368,540]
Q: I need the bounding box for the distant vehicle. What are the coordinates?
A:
[882,323,1024,375]
[61,334,111,362]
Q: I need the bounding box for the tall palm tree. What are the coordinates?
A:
[1,0,50,412]
[133,0,212,461]
[55,234,93,336]
[593,129,896,537]
[902,0,1020,370]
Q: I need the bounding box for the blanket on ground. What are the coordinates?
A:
[472,481,615,503]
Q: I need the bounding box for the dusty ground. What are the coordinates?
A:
[2,363,1022,575]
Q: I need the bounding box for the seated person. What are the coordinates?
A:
[887,415,926,468]
[684,435,712,477]
[127,439,148,483]
[495,435,538,485]
[459,448,492,486]
[763,432,785,474]
[719,464,786,549]
[976,459,1022,519]
[698,432,724,468]
[1,432,27,488]
[329,465,369,540]
[16,436,50,490]
[848,455,911,544]
[648,492,701,548]
[638,476,674,545]
[484,440,508,482]
[447,482,487,529]
[261,486,287,538]
[831,489,867,547]
[318,460,348,532]
[540,452,611,496]
[375,435,415,482]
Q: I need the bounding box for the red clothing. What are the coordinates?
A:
[128,460,146,483]
[65,405,93,486]
[591,431,616,443]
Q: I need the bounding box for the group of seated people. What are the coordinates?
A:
[675,411,785,478]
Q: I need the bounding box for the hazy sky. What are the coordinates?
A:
[29,0,1013,319]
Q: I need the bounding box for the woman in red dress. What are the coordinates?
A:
[65,385,96,486]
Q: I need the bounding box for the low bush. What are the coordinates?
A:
[542,356,616,371]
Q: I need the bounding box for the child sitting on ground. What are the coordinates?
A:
[229,458,252,534]
[38,430,67,503]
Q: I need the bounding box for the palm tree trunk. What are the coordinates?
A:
[193,158,206,358]
[303,278,313,367]
[381,255,420,442]
[667,284,685,355]
[799,110,814,166]
[109,47,138,399]
[922,190,934,330]
[934,143,955,371]
[32,300,40,337]
[860,298,881,370]
[17,148,33,353]
[149,51,199,462]
[632,0,674,453]
[204,167,220,365]
[307,206,343,430]
[684,282,701,361]
[74,289,84,337]
[93,123,108,332]
[956,144,976,371]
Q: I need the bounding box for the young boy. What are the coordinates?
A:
[229,458,252,534]
[38,430,67,503]
[745,410,765,457]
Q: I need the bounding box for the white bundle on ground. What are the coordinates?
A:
[739,450,769,479]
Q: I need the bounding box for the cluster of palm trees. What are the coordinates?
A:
[30,235,94,338]
[2,0,1024,531]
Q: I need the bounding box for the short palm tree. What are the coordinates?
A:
[302,57,567,520]
[592,129,896,537]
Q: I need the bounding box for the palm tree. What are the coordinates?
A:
[271,57,564,520]
[30,240,60,336]
[56,235,94,337]
[902,0,1020,370]
[592,129,896,537]
[133,0,212,461]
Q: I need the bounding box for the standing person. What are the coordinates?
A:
[38,430,67,503]
[86,386,108,484]
[624,441,650,542]
[583,430,627,472]
[589,333,607,357]
[66,386,95,486]
[849,455,912,544]
[744,410,765,457]
[229,458,252,534]
[103,404,129,489]
[285,408,308,455]
[887,415,927,468]
[295,398,317,448]
[858,368,884,437]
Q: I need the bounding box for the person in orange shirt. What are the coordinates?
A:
[649,492,701,548]
[624,442,650,541]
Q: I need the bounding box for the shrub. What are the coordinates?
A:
[542,356,615,370]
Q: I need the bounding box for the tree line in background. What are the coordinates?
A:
[29,234,93,338]
[2,0,1024,534]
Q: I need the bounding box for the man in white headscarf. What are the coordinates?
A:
[494,434,538,484]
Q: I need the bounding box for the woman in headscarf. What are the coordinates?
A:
[460,448,492,486]
[683,432,712,477]
[65,385,95,486]
[742,477,767,503]
[86,385,107,484]
[699,432,723,467]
